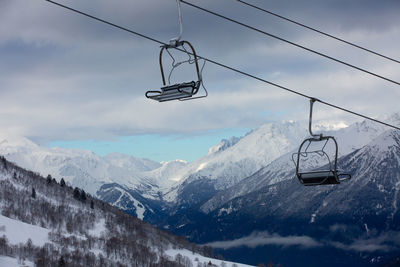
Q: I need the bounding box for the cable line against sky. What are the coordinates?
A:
[235,0,400,64]
[180,0,400,87]
[44,0,400,131]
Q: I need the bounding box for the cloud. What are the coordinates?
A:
[205,231,322,249]
[330,231,400,253]
[206,230,400,253]
[1,0,400,143]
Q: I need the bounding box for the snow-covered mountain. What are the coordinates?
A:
[0,137,167,196]
[151,121,315,204]
[0,121,304,200]
[0,113,398,217]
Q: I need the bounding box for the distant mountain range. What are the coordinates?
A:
[1,113,400,266]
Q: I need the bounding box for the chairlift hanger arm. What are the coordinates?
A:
[308,98,322,139]
[169,0,184,46]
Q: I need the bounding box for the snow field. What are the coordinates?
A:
[0,215,49,246]
[0,255,34,267]
[165,248,255,267]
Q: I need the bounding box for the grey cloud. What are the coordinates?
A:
[206,230,400,253]
[205,231,322,249]
[330,232,400,252]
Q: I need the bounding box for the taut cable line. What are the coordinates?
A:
[236,0,400,64]
[180,0,400,87]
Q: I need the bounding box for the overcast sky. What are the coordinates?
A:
[0,0,399,161]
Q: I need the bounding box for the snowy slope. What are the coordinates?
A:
[165,248,255,267]
[0,215,50,246]
[0,256,34,267]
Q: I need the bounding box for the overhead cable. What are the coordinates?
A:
[236,0,400,64]
[180,0,400,87]
[44,0,400,131]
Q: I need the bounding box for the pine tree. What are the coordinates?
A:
[58,256,66,267]
[80,190,87,202]
[31,188,36,199]
[1,156,7,170]
[60,178,66,187]
[73,187,80,200]
[46,174,52,185]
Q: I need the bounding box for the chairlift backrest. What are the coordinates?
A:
[159,41,201,89]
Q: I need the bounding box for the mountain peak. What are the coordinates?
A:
[366,129,400,152]
[0,135,39,150]
[208,136,241,155]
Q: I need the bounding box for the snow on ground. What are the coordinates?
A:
[165,248,255,267]
[0,215,50,246]
[113,187,147,220]
[88,218,106,237]
[0,256,34,267]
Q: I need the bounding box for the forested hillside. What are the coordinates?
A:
[0,156,218,267]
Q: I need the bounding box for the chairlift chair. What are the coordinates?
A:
[145,40,203,102]
[293,99,351,186]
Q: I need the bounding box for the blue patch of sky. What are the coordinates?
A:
[49,128,251,162]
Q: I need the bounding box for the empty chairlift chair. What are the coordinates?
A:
[145,40,204,102]
[292,99,351,186]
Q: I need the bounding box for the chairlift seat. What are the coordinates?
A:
[146,81,199,102]
[297,170,339,186]
[298,170,351,186]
